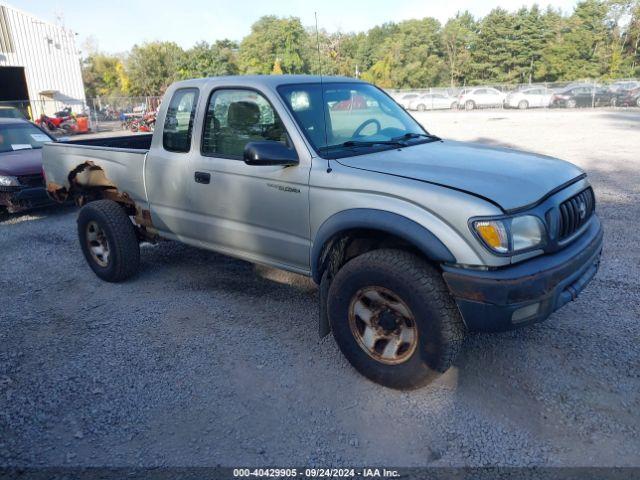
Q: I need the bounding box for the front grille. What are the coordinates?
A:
[17,174,45,188]
[558,188,595,239]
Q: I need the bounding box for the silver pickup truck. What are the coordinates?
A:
[43,75,603,389]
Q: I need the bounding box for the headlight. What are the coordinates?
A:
[0,175,20,187]
[472,215,545,254]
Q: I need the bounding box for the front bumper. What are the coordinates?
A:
[442,216,603,332]
[0,187,53,213]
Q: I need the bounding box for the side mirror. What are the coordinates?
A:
[244,141,298,166]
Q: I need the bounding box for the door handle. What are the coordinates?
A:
[194,171,211,184]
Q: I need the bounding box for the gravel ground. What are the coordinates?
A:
[0,108,638,467]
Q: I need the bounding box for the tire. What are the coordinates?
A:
[450,102,458,110]
[77,199,140,282]
[465,100,475,111]
[417,104,426,112]
[566,99,577,108]
[327,249,466,390]
[636,97,640,108]
[518,100,529,110]
[610,97,617,108]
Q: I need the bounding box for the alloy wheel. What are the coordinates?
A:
[348,286,418,365]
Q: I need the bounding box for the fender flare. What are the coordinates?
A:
[311,208,456,283]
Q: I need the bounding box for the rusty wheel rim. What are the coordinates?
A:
[348,286,418,365]
[86,221,110,267]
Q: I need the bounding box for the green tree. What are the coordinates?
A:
[471,8,519,83]
[540,0,611,80]
[239,16,310,74]
[363,18,446,88]
[179,40,239,79]
[126,41,183,96]
[626,1,640,74]
[442,12,477,86]
[82,54,129,98]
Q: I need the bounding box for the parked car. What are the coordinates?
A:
[43,75,602,390]
[332,94,368,110]
[610,86,640,107]
[458,87,506,110]
[0,119,56,214]
[608,80,640,93]
[550,85,614,108]
[396,93,421,109]
[407,93,458,111]
[0,106,27,120]
[504,87,555,109]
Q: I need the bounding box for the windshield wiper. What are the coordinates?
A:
[391,132,441,142]
[321,140,406,151]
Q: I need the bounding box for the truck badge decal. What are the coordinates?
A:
[267,183,300,194]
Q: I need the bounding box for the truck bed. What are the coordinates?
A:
[42,134,150,208]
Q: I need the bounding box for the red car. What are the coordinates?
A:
[0,119,56,215]
[331,95,368,110]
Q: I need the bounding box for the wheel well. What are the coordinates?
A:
[47,161,157,240]
[318,228,432,282]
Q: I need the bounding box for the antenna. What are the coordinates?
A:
[315,12,332,173]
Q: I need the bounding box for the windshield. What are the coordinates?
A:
[0,124,53,153]
[0,108,24,119]
[278,82,434,159]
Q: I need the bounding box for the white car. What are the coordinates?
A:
[504,87,554,109]
[408,93,458,111]
[458,87,506,110]
[396,93,421,109]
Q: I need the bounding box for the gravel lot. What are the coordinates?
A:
[1,108,639,467]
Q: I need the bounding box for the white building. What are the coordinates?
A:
[0,2,85,119]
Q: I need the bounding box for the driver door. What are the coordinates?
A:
[187,88,311,273]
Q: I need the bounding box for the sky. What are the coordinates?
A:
[18,0,580,54]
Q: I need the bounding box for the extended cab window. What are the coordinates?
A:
[202,89,287,158]
[163,88,199,153]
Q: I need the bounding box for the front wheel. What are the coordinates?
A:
[465,100,475,111]
[77,199,140,282]
[327,249,466,390]
[518,100,529,110]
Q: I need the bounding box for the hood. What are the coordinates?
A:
[337,140,584,212]
[0,148,44,176]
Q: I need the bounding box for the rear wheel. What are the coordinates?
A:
[77,199,140,282]
[327,249,466,390]
[566,99,577,108]
[417,104,426,112]
[518,100,529,110]
[450,101,458,110]
[465,100,475,111]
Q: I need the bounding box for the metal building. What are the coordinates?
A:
[0,2,85,119]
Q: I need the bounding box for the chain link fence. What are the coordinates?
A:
[1,77,638,137]
[0,96,161,136]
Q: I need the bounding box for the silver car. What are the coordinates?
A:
[43,75,602,389]
[458,87,507,110]
[505,87,555,109]
[408,93,458,111]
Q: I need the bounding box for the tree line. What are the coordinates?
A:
[82,0,640,98]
